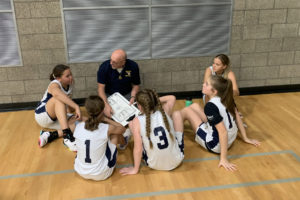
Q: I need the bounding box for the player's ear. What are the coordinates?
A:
[211,88,218,96]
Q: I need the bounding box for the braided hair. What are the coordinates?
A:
[136,89,173,148]
[84,96,105,131]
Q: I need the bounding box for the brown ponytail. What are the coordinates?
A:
[210,75,236,119]
[84,96,105,131]
[50,64,70,81]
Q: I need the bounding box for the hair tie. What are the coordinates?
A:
[52,74,56,79]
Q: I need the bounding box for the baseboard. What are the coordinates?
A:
[1,84,300,112]
[161,84,300,100]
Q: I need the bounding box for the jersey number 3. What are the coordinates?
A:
[153,126,169,150]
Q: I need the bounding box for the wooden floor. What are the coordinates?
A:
[1,92,300,200]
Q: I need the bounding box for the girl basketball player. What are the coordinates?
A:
[35,64,80,151]
[204,54,248,138]
[203,54,239,103]
[180,76,260,171]
[120,89,184,175]
[74,96,125,181]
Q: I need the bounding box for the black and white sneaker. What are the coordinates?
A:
[38,130,50,147]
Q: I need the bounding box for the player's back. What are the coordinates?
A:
[208,97,238,146]
[138,111,184,170]
[74,122,110,175]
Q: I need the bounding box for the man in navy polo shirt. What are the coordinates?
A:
[97,49,141,117]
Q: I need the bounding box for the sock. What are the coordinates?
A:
[47,131,59,143]
[62,128,75,142]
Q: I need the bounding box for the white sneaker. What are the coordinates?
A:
[63,139,77,152]
[39,130,50,147]
[119,128,131,150]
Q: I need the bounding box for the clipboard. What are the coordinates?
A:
[107,92,140,126]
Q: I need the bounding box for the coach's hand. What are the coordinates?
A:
[104,103,113,118]
[129,96,135,105]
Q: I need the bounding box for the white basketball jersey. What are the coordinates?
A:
[137,111,184,170]
[207,97,238,148]
[35,80,72,114]
[74,122,116,178]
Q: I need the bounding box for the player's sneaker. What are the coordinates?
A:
[38,130,50,147]
[63,139,77,152]
[62,128,75,141]
[119,128,131,150]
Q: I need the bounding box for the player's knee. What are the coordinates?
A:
[110,135,119,145]
[190,103,200,110]
[51,97,64,105]
[180,107,190,119]
[190,102,197,107]
[172,110,181,119]
[169,95,176,102]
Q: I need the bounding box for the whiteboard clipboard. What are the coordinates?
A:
[107,92,140,126]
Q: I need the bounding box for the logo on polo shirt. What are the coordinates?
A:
[125,70,131,77]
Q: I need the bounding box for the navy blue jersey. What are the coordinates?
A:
[97,59,140,95]
[195,97,238,153]
[204,102,223,126]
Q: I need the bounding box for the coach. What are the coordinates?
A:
[97,49,141,117]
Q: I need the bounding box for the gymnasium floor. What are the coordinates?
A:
[0,92,300,199]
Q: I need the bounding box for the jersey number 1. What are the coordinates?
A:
[85,140,92,163]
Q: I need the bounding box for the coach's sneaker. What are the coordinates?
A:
[63,139,77,152]
[38,130,50,147]
[119,128,131,150]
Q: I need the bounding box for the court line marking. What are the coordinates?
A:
[0,150,299,180]
[80,177,300,200]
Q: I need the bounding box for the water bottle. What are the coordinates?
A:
[185,97,193,107]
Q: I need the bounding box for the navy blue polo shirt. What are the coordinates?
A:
[97,59,141,95]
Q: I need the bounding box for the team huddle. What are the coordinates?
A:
[34,49,260,181]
